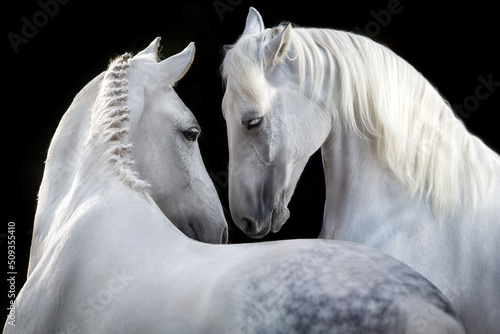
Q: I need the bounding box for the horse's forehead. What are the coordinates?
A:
[162,91,199,128]
[223,89,258,121]
[224,75,271,112]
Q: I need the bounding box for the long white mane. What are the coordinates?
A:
[88,53,150,192]
[222,24,500,219]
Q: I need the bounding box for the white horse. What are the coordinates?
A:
[221,7,500,334]
[4,39,466,334]
[27,37,228,277]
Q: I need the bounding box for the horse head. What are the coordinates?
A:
[126,38,228,243]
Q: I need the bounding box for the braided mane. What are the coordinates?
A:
[89,53,150,192]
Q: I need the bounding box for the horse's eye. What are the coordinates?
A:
[246,117,263,130]
[182,127,200,141]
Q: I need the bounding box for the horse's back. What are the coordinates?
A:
[208,240,466,334]
[6,238,466,334]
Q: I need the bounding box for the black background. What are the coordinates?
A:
[3,0,499,320]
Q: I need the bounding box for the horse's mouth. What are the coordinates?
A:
[234,203,290,238]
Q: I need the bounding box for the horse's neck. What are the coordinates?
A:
[320,124,443,242]
[28,179,190,309]
[30,74,104,274]
[319,104,499,262]
[321,125,455,281]
[31,148,186,276]
[322,127,386,224]
[81,185,187,257]
[320,112,500,328]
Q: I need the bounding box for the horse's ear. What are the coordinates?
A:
[158,42,195,84]
[243,7,264,35]
[136,37,161,58]
[264,23,292,68]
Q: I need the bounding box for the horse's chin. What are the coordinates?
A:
[270,206,290,233]
[270,221,283,233]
